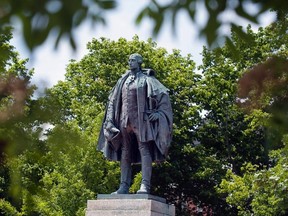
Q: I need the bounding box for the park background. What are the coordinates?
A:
[1,1,288,215]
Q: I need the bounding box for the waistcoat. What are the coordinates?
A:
[121,73,139,128]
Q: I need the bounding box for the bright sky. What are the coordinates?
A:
[11,1,276,90]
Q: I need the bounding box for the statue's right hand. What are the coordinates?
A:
[104,122,119,140]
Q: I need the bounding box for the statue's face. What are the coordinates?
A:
[128,56,139,70]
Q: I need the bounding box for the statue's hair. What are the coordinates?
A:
[129,53,143,64]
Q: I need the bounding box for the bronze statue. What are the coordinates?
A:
[97,53,173,194]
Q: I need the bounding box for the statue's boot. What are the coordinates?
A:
[111,160,131,194]
[137,182,151,194]
[137,144,152,194]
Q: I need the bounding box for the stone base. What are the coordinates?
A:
[86,194,175,216]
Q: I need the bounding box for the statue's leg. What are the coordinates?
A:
[119,142,132,192]
[111,127,132,194]
[137,142,152,194]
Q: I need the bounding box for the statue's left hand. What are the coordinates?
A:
[110,127,120,133]
[148,112,160,121]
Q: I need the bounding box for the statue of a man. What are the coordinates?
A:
[97,53,173,194]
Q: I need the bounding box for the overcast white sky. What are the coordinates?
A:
[11,1,276,90]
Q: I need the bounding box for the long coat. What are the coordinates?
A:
[97,69,173,164]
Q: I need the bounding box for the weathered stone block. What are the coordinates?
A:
[86,194,175,216]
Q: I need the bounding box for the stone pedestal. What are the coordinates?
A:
[86,194,175,216]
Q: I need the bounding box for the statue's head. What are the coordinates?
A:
[128,53,143,71]
[129,53,143,65]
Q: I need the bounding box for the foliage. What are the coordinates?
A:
[216,14,288,215]
[0,1,286,51]
[218,147,288,216]
[0,27,118,215]
[196,29,269,175]
[0,26,35,160]
[0,26,36,214]
[0,0,116,51]
[137,0,286,46]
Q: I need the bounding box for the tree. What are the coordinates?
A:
[50,35,251,215]
[197,33,269,175]
[50,36,219,215]
[0,26,36,214]
[0,27,118,215]
[216,14,288,216]
[218,147,288,216]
